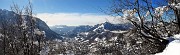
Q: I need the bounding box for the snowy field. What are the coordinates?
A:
[155,34,180,55]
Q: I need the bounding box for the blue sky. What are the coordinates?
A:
[0,0,119,26]
[0,0,112,13]
[1,0,167,26]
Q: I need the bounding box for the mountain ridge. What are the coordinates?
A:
[50,21,132,41]
[0,9,63,40]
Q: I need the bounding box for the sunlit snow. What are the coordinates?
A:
[155,34,180,55]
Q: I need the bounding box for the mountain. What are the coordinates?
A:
[50,25,76,35]
[0,9,62,39]
[75,22,132,42]
[89,22,132,33]
[50,21,132,41]
[35,18,62,39]
[50,25,92,38]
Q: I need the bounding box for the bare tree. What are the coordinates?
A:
[168,0,180,31]
[105,0,180,54]
[8,0,45,55]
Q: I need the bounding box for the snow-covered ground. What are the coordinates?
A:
[155,34,180,55]
[110,30,127,33]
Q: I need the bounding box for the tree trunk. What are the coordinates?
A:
[174,10,180,32]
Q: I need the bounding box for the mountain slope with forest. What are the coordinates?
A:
[0,9,62,39]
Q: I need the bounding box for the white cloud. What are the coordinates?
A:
[36,13,127,26]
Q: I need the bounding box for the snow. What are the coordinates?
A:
[105,43,113,47]
[169,3,176,7]
[0,33,3,37]
[155,34,180,55]
[109,36,117,41]
[93,24,105,32]
[122,9,137,20]
[95,38,100,41]
[33,41,39,45]
[155,6,169,18]
[65,50,74,55]
[110,30,127,33]
[40,45,50,55]
[93,28,98,31]
[175,6,180,10]
[56,54,63,55]
[56,27,64,28]
[90,48,98,52]
[122,9,136,17]
[54,39,62,42]
[80,37,84,40]
[136,41,142,44]
[34,29,44,35]
[102,37,106,41]
[145,11,150,17]
[174,34,180,39]
[55,44,59,49]
[84,32,89,35]
[42,31,46,36]
[21,20,28,29]
[99,23,104,28]
[169,3,180,10]
[74,37,79,40]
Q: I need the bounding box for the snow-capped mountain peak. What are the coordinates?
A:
[93,23,106,32]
